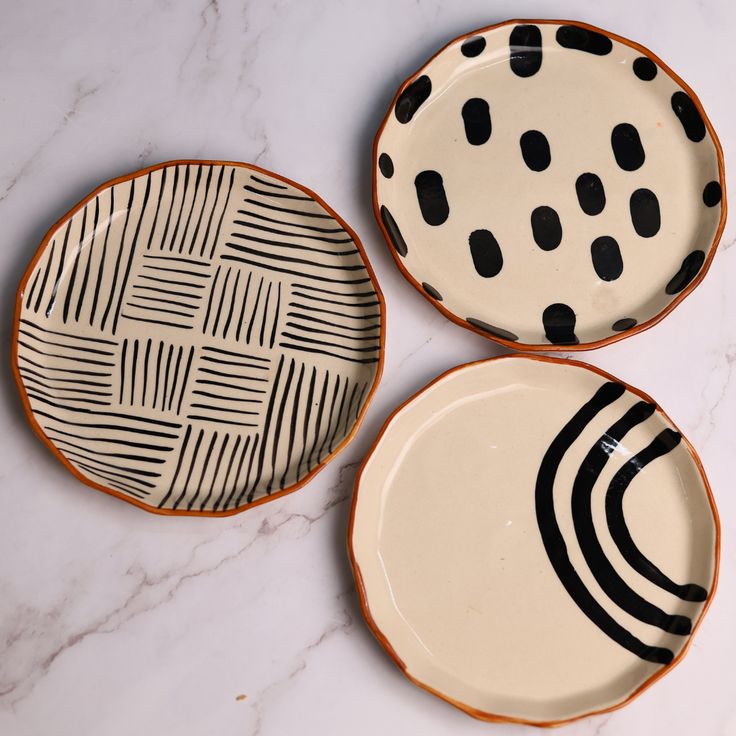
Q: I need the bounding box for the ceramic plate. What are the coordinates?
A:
[13,160,384,515]
[350,355,718,726]
[374,19,726,349]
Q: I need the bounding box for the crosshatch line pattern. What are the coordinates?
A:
[14,161,384,514]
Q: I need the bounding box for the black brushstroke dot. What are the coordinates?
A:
[414,170,449,226]
[469,229,503,278]
[612,318,637,332]
[671,91,706,142]
[520,130,551,171]
[462,98,492,145]
[543,303,579,345]
[611,123,645,171]
[703,181,722,207]
[422,282,443,301]
[466,317,519,342]
[556,25,613,55]
[379,205,408,257]
[591,236,623,281]
[576,173,606,215]
[665,251,705,294]
[461,36,486,57]
[378,153,394,178]
[630,188,661,237]
[395,75,432,124]
[509,24,542,77]
[531,206,562,251]
[633,56,657,81]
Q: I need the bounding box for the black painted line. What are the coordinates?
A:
[160,343,173,411]
[220,255,372,285]
[188,165,214,255]
[20,318,118,345]
[285,312,380,333]
[127,295,198,311]
[344,380,360,438]
[281,332,379,353]
[194,379,266,394]
[18,340,115,366]
[278,343,380,365]
[291,283,376,299]
[18,367,111,388]
[18,354,112,377]
[90,188,115,325]
[19,373,113,397]
[280,362,304,489]
[189,403,258,415]
[201,345,270,362]
[144,167,167,251]
[100,179,136,330]
[297,366,317,477]
[236,208,345,234]
[225,243,365,272]
[153,341,163,409]
[130,339,139,405]
[267,357,295,493]
[192,390,262,404]
[185,415,258,427]
[232,219,353,244]
[74,196,100,322]
[224,434,253,509]
[17,329,115,356]
[243,184,313,202]
[186,428,218,510]
[142,338,152,407]
[355,382,368,422]
[25,269,42,311]
[319,373,341,460]
[210,267,232,337]
[199,431,230,510]
[41,423,174,452]
[200,356,268,370]
[308,370,330,468]
[172,427,205,509]
[535,381,674,664]
[138,274,206,289]
[63,200,88,323]
[571,402,692,633]
[46,434,165,463]
[199,165,226,258]
[270,281,281,349]
[329,376,350,454]
[235,270,253,342]
[213,433,243,511]
[607,429,707,601]
[59,446,161,478]
[242,197,334,220]
[176,346,195,415]
[259,281,272,348]
[288,301,379,320]
[246,276,264,345]
[76,462,154,490]
[159,424,193,507]
[292,291,380,309]
[285,321,380,342]
[197,367,267,383]
[141,264,212,278]
[33,240,55,313]
[250,174,287,190]
[202,264,222,335]
[167,346,184,411]
[222,269,241,340]
[142,253,210,267]
[131,285,203,300]
[177,164,201,254]
[120,314,194,330]
[237,433,260,507]
[106,482,148,499]
[45,220,72,318]
[209,167,235,260]
[159,165,181,252]
[228,232,357,256]
[29,400,181,426]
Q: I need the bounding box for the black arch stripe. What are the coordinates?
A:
[606,429,707,602]
[535,381,675,664]
[571,401,692,635]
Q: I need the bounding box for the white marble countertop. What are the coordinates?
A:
[1,1,734,734]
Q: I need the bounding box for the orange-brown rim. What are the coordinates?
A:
[348,353,720,728]
[11,159,387,517]
[372,18,728,352]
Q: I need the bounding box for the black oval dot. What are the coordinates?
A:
[703,181,722,207]
[591,236,623,281]
[378,153,394,178]
[469,229,503,278]
[671,91,706,142]
[395,75,432,124]
[556,25,612,55]
[422,282,443,301]
[665,251,705,294]
[531,206,562,251]
[520,130,551,171]
[611,123,645,171]
[466,317,519,342]
[509,24,542,77]
[379,205,408,257]
[576,173,606,215]
[630,188,661,237]
[414,170,449,226]
[612,318,637,332]
[461,36,486,57]
[633,56,657,81]
[543,303,579,345]
[462,98,492,145]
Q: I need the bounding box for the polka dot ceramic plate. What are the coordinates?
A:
[350,355,718,726]
[13,161,384,516]
[374,20,726,350]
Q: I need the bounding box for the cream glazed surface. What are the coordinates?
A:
[351,356,718,724]
[375,20,725,348]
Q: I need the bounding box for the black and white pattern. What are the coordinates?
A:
[375,20,724,347]
[16,162,383,513]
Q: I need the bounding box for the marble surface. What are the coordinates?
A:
[0,1,733,733]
